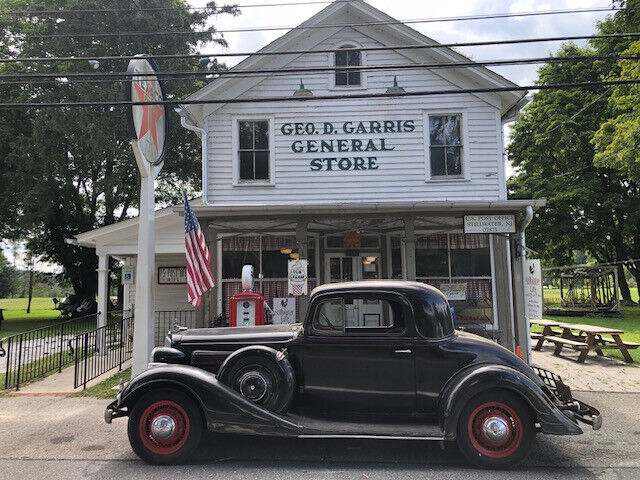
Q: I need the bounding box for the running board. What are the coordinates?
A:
[298,434,445,441]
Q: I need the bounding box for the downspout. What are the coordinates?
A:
[178,110,208,205]
[517,205,534,362]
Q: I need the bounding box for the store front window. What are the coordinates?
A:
[221,235,316,316]
[414,233,493,326]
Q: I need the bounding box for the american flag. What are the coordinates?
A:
[184,192,215,307]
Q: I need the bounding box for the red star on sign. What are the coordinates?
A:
[133,77,164,151]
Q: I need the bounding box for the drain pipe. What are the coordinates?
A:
[178,109,208,205]
[517,205,535,362]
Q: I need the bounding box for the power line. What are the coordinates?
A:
[1,6,627,39]
[0,79,636,109]
[0,0,345,15]
[3,32,639,64]
[1,54,636,83]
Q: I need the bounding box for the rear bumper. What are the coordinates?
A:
[532,365,602,432]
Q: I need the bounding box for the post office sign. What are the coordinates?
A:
[464,215,516,234]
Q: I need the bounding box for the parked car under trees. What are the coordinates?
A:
[105,281,601,469]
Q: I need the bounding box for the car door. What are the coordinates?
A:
[301,292,416,416]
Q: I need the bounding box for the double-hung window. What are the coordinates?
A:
[238,120,270,182]
[335,45,361,87]
[428,114,463,178]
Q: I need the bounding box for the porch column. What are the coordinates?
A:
[96,253,109,355]
[296,221,309,320]
[403,216,417,281]
[97,254,109,328]
[510,228,533,363]
[203,225,219,327]
[492,235,515,352]
[122,257,133,312]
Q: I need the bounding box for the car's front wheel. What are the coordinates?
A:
[128,388,203,464]
[456,390,535,469]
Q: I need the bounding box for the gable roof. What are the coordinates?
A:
[180,0,525,124]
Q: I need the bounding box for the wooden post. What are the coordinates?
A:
[296,221,309,320]
[403,216,416,281]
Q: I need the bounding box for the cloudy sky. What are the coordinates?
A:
[188,0,616,85]
[3,1,618,272]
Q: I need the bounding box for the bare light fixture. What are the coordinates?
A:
[293,79,313,97]
[385,75,405,94]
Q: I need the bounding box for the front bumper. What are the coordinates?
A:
[104,399,128,424]
[532,365,602,431]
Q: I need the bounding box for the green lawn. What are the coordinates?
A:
[0,297,62,338]
[72,367,131,398]
[543,286,639,305]
[532,305,640,362]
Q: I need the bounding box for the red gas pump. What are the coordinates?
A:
[229,265,266,327]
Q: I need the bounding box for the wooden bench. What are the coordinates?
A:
[531,332,543,340]
[545,336,589,355]
[594,336,640,349]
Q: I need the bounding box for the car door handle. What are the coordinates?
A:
[394,349,412,354]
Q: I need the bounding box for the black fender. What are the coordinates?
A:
[438,364,583,440]
[116,363,301,436]
[217,345,296,411]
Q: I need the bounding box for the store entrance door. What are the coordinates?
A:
[325,253,384,327]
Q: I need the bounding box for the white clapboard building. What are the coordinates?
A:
[75,0,543,357]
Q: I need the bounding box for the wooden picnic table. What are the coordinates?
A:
[530,320,639,363]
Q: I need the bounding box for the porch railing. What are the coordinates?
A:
[0,311,122,391]
[155,310,196,346]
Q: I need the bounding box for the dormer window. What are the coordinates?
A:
[335,45,361,87]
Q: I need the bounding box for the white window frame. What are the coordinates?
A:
[232,115,276,187]
[423,110,470,182]
[330,41,367,91]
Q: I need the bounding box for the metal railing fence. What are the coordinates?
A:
[155,310,196,346]
[73,313,134,389]
[0,311,125,390]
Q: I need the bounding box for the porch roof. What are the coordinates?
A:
[178,199,546,220]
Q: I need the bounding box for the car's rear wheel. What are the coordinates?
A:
[128,388,203,464]
[456,390,535,469]
[220,354,294,414]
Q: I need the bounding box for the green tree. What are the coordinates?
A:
[508,44,640,303]
[0,252,17,298]
[0,0,237,298]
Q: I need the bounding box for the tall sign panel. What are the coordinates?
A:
[524,259,544,321]
[127,56,167,376]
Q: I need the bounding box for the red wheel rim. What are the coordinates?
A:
[138,400,190,455]
[467,401,523,459]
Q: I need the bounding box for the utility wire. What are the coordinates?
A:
[0,6,628,39]
[0,0,346,15]
[2,32,639,64]
[0,54,636,82]
[0,79,637,109]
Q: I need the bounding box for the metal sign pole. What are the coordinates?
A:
[125,55,167,377]
[131,142,157,377]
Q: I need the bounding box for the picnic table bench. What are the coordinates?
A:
[530,320,639,363]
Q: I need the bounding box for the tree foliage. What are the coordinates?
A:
[0,0,237,297]
[508,42,640,301]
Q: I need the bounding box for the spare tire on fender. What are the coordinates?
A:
[217,346,296,414]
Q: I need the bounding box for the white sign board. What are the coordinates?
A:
[158,267,187,284]
[272,297,297,324]
[524,259,544,320]
[288,259,308,296]
[464,215,516,234]
[122,266,134,285]
[439,283,467,301]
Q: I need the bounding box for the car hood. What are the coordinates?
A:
[171,323,303,347]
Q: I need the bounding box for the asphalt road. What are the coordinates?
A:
[0,391,638,479]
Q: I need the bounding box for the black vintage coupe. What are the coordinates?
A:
[105,281,601,468]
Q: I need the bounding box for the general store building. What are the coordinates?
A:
[75,0,542,357]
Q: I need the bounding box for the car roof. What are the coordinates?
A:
[310,280,446,300]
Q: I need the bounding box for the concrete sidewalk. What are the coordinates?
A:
[12,360,131,395]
